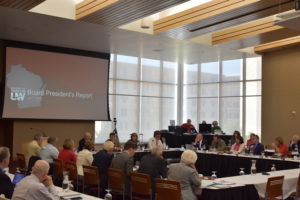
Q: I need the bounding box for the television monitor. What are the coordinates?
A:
[2,41,110,120]
[199,123,212,133]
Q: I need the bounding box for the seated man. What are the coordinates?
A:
[78,131,92,152]
[0,147,14,199]
[211,121,222,134]
[92,141,114,190]
[39,137,59,164]
[249,135,264,155]
[181,119,196,133]
[138,147,167,199]
[26,133,43,166]
[12,160,59,200]
[210,135,226,152]
[148,131,166,150]
[111,141,137,196]
[193,133,208,150]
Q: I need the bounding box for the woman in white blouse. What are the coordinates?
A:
[76,141,94,176]
[230,135,245,154]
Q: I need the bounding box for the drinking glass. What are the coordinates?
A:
[239,168,245,175]
[271,164,276,171]
[104,189,112,200]
[211,171,217,180]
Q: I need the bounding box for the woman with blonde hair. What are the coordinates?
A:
[58,139,77,169]
[272,137,288,157]
[168,150,201,200]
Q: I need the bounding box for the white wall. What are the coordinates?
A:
[30,0,77,19]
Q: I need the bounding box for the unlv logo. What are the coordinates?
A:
[10,88,26,101]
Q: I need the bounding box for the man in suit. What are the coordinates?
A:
[138,147,167,199]
[249,135,264,155]
[0,146,14,199]
[193,133,208,150]
[92,141,114,190]
[111,141,137,196]
[78,132,92,152]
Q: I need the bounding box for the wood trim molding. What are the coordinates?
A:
[76,0,119,20]
[254,35,300,53]
[153,0,261,34]
[212,16,283,45]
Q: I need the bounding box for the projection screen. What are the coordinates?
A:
[2,41,110,120]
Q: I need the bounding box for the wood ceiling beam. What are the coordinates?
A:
[212,16,282,45]
[76,0,119,20]
[254,35,300,53]
[153,0,261,34]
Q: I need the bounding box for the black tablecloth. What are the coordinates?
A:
[134,151,300,178]
[160,132,232,148]
[200,185,260,200]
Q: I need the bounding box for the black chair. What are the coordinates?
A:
[26,156,41,175]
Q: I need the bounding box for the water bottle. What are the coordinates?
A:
[62,175,69,191]
[271,164,276,172]
[250,160,257,175]
[104,189,112,200]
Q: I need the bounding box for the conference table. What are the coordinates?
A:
[200,168,300,200]
[160,132,232,148]
[134,150,300,177]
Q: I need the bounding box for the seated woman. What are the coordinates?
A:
[127,132,139,146]
[272,137,288,157]
[230,135,245,154]
[58,139,77,169]
[246,133,256,148]
[76,141,94,176]
[230,130,241,146]
[106,132,121,151]
[288,135,300,152]
[168,150,201,200]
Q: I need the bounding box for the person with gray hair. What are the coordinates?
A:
[26,133,44,166]
[92,141,114,190]
[12,160,59,200]
[0,146,14,199]
[138,147,167,199]
[39,137,59,164]
[168,150,201,200]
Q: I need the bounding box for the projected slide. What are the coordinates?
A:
[2,45,110,120]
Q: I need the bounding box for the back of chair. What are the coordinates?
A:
[53,159,63,178]
[130,172,151,196]
[82,165,99,185]
[108,168,124,190]
[65,161,78,181]
[265,176,284,199]
[155,179,181,200]
[26,156,41,175]
[16,153,26,170]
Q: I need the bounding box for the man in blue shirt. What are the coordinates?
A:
[39,137,59,164]
[0,146,14,199]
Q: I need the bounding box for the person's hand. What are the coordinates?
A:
[162,137,166,143]
[43,176,53,187]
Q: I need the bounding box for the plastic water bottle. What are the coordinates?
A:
[250,160,257,175]
[62,175,69,191]
[271,164,276,171]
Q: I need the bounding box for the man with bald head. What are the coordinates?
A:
[78,131,92,152]
[12,160,59,200]
[0,146,14,199]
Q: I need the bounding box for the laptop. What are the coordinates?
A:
[12,172,25,185]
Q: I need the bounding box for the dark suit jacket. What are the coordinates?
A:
[138,154,167,198]
[77,138,85,152]
[92,150,113,189]
[111,152,134,195]
[250,142,265,155]
[0,169,14,199]
[193,140,208,150]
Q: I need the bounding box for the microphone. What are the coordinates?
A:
[29,127,46,136]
